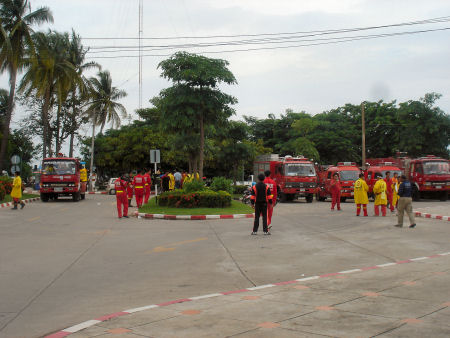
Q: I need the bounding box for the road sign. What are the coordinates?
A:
[11,155,20,165]
[11,165,20,174]
[150,149,160,163]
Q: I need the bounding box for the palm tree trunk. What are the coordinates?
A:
[55,102,62,155]
[89,115,96,191]
[199,114,204,178]
[41,88,52,159]
[0,68,17,171]
[69,89,77,158]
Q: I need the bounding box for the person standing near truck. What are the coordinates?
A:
[391,172,399,209]
[114,174,129,218]
[395,175,416,228]
[264,170,277,229]
[133,170,145,208]
[373,173,387,216]
[143,169,152,204]
[127,172,134,207]
[80,165,88,193]
[10,171,25,210]
[330,173,341,211]
[251,173,273,235]
[354,173,369,216]
[384,171,394,213]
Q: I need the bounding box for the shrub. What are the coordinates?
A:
[210,177,233,194]
[183,180,205,193]
[232,185,249,195]
[0,184,5,201]
[0,176,13,196]
[157,189,231,208]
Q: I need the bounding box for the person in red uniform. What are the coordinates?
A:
[143,168,152,204]
[263,170,277,229]
[115,174,129,218]
[133,169,145,208]
[251,173,273,235]
[127,171,134,207]
[384,171,394,212]
[330,173,341,211]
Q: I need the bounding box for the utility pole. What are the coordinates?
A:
[361,102,366,169]
[138,0,143,110]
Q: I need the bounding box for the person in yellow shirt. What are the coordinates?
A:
[353,173,369,216]
[391,172,399,209]
[168,171,175,191]
[373,173,387,216]
[80,166,88,193]
[11,171,25,210]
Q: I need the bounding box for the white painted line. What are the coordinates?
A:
[338,269,363,274]
[439,252,450,256]
[190,293,223,300]
[295,276,320,282]
[376,262,397,268]
[247,284,276,290]
[64,320,101,333]
[410,257,429,261]
[124,305,158,313]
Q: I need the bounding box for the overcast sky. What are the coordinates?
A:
[2,0,450,142]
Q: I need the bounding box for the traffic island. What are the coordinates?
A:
[135,198,254,221]
[0,195,40,208]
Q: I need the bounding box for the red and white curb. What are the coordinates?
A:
[0,197,40,208]
[45,251,450,338]
[414,211,450,221]
[134,212,254,220]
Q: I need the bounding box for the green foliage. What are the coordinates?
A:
[232,185,248,194]
[157,189,231,208]
[210,176,233,194]
[182,179,205,193]
[0,176,13,198]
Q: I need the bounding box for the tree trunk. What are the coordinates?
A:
[0,68,17,171]
[55,103,62,155]
[89,115,96,191]
[41,87,52,159]
[199,114,204,178]
[69,90,77,158]
[69,130,75,158]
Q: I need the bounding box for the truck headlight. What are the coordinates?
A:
[424,182,431,186]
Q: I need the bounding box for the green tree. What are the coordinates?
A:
[151,51,237,177]
[0,0,53,169]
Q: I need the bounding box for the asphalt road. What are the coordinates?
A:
[0,195,448,338]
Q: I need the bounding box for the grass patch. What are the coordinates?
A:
[0,193,39,204]
[139,197,253,215]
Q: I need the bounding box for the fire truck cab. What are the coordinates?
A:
[254,154,317,203]
[317,162,360,202]
[40,157,86,202]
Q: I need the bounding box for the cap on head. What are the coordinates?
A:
[258,173,265,181]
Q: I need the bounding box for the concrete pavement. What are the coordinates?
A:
[0,195,448,337]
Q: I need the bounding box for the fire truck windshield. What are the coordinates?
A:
[339,170,359,181]
[42,160,76,175]
[423,161,449,175]
[285,163,316,177]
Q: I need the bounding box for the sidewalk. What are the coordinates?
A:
[49,252,450,338]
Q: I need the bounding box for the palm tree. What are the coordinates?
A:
[19,30,81,158]
[0,0,53,170]
[67,29,100,157]
[85,70,127,187]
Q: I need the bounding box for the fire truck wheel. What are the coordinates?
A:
[412,187,421,201]
[340,197,347,203]
[80,194,85,200]
[280,193,287,203]
[316,193,326,202]
[72,192,80,202]
[440,191,448,201]
[306,194,313,203]
[40,193,49,202]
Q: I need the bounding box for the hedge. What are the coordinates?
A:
[0,176,13,201]
[232,185,249,195]
[157,189,231,208]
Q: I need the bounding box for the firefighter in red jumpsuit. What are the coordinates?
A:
[133,169,145,208]
[127,171,134,207]
[143,169,152,205]
[330,173,341,210]
[384,171,394,212]
[264,170,277,229]
[115,174,129,218]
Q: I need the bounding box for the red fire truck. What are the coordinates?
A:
[367,155,449,200]
[316,162,361,202]
[254,154,317,203]
[364,161,402,195]
[40,157,86,202]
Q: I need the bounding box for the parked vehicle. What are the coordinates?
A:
[364,162,402,196]
[40,157,86,202]
[316,162,361,202]
[254,154,317,203]
[108,178,118,195]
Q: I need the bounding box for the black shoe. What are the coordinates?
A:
[409,223,416,228]
[394,224,403,228]
[264,232,271,235]
[123,215,129,218]
[251,232,257,235]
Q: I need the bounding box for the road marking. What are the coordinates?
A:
[28,216,41,222]
[148,237,208,253]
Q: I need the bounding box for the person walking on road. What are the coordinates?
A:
[251,173,273,235]
[384,171,395,213]
[10,171,25,210]
[395,175,416,228]
[133,170,145,208]
[114,174,129,218]
[373,173,387,216]
[354,173,369,216]
[143,169,152,204]
[263,170,277,229]
[330,173,341,211]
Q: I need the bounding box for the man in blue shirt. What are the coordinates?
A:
[395,175,416,228]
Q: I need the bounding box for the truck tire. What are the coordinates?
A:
[340,197,347,203]
[80,193,85,200]
[40,193,49,202]
[72,192,80,202]
[440,191,448,201]
[316,193,326,202]
[412,187,420,201]
[280,192,287,203]
[306,194,313,203]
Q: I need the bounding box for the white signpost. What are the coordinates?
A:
[150,149,160,196]
[10,155,21,175]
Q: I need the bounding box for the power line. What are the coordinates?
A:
[85,26,450,59]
